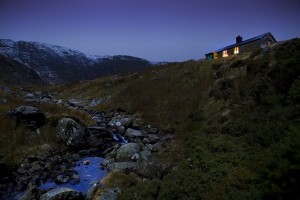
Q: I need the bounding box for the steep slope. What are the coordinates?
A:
[45,39,300,199]
[0,39,152,83]
[0,55,44,85]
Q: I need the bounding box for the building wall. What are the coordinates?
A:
[217,39,261,58]
[240,40,261,53]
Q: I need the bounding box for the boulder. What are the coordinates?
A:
[7,105,46,130]
[56,118,87,148]
[86,135,103,148]
[88,98,102,107]
[109,116,133,128]
[115,143,141,162]
[17,167,27,174]
[55,174,69,184]
[78,150,91,156]
[40,188,84,200]
[139,150,153,162]
[107,162,138,172]
[145,142,166,152]
[97,188,120,200]
[125,128,144,138]
[87,126,110,137]
[19,186,42,200]
[137,163,162,178]
[31,162,42,171]
[148,134,160,142]
[82,160,90,165]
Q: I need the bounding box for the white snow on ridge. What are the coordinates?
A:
[29,41,113,62]
[0,39,117,64]
[30,42,84,58]
[0,39,19,58]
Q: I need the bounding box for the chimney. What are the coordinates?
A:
[236,35,243,43]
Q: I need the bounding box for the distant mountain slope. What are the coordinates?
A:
[0,55,44,85]
[0,39,152,84]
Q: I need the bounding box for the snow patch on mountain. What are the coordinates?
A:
[0,39,19,58]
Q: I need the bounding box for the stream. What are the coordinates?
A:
[39,157,108,195]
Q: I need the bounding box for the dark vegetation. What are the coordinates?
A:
[1,39,299,199]
[0,55,44,85]
[0,89,93,167]
[101,39,299,199]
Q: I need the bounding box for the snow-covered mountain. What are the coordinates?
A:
[0,39,152,83]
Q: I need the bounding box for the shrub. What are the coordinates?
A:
[288,77,300,104]
[230,59,245,68]
[212,62,223,70]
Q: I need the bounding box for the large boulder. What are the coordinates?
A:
[40,188,84,200]
[124,128,144,138]
[56,118,87,148]
[115,143,141,162]
[7,105,46,130]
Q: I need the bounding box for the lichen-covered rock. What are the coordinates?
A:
[40,188,84,200]
[115,143,141,161]
[56,118,87,148]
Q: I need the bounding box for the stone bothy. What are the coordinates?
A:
[205,32,277,60]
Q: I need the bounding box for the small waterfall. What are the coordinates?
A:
[111,132,128,144]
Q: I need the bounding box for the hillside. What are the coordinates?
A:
[0,55,44,85]
[43,38,300,199]
[0,39,153,84]
[0,38,299,199]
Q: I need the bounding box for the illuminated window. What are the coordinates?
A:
[234,46,239,54]
[222,50,228,57]
[213,52,218,59]
[267,40,271,46]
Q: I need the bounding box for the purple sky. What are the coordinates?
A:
[0,0,300,61]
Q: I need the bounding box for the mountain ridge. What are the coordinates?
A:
[0,54,44,85]
[0,39,153,84]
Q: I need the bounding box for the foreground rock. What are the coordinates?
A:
[1,108,174,198]
[7,105,46,130]
[40,188,84,200]
[20,186,42,200]
[56,118,87,148]
[115,143,141,162]
[23,91,53,103]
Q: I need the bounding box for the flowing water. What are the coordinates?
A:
[39,157,108,195]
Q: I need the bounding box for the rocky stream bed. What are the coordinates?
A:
[0,90,174,200]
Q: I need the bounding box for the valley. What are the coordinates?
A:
[0,38,300,199]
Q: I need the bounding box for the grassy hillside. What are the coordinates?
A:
[0,88,93,167]
[43,39,300,199]
[1,38,300,199]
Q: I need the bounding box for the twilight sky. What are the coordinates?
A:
[0,0,300,62]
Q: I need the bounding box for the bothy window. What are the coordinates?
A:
[234,46,239,54]
[213,52,218,59]
[222,50,228,57]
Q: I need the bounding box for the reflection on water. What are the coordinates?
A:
[39,157,107,195]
